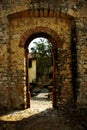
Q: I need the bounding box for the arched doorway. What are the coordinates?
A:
[25,33,58,109]
[19,27,62,109]
[19,27,62,108]
[28,37,53,110]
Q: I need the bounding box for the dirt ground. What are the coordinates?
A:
[0,89,87,130]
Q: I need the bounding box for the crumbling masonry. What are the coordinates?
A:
[0,0,87,112]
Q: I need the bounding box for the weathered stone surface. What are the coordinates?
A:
[0,0,87,111]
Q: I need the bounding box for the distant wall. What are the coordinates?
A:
[28,60,36,83]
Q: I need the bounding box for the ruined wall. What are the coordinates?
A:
[0,0,87,110]
[8,10,72,108]
[76,17,87,107]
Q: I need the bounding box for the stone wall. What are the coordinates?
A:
[76,17,87,107]
[0,0,87,111]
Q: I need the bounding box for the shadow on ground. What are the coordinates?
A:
[0,108,87,130]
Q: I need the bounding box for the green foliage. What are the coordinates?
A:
[30,38,52,79]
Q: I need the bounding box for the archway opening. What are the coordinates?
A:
[24,32,58,110]
[28,37,53,110]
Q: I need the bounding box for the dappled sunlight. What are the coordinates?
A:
[0,109,32,121]
[0,107,53,122]
[0,91,52,121]
[0,107,87,130]
[31,96,52,112]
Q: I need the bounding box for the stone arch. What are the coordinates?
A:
[19,26,63,48]
[19,26,63,108]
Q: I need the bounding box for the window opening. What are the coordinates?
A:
[29,59,32,68]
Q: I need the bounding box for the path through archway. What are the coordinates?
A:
[28,37,53,111]
[23,29,61,109]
